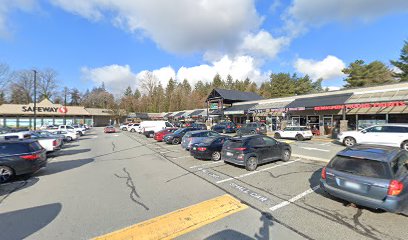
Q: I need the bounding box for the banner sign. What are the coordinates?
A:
[22,106,69,113]
[314,101,406,111]
[209,103,218,110]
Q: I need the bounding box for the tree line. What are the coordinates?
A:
[0,41,407,114]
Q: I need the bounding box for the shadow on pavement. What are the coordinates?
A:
[204,212,273,240]
[0,203,62,240]
[55,148,91,156]
[35,158,94,176]
[61,144,79,149]
[0,177,40,203]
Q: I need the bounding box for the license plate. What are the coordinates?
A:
[226,152,233,156]
[344,181,360,190]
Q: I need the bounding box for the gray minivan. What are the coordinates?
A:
[320,145,408,214]
[181,130,220,150]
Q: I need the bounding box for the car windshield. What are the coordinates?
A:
[174,129,186,134]
[330,156,390,179]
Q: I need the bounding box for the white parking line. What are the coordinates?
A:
[269,185,320,211]
[189,161,223,169]
[300,147,329,152]
[216,160,299,184]
[171,156,188,159]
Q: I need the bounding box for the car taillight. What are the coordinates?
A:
[321,167,326,179]
[20,153,40,160]
[234,147,246,151]
[256,128,260,131]
[53,140,57,146]
[388,180,404,196]
[197,147,207,151]
[227,125,231,128]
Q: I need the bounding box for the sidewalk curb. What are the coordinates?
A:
[292,154,329,163]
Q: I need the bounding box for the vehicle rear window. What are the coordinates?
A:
[184,132,193,138]
[224,139,244,148]
[29,142,43,151]
[0,143,32,155]
[203,137,216,144]
[329,156,390,178]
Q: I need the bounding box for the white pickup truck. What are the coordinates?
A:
[57,125,85,136]
[0,131,62,152]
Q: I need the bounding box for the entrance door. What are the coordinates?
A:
[291,117,300,126]
[323,116,333,135]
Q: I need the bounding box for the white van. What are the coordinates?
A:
[139,121,174,134]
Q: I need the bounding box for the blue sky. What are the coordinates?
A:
[0,0,408,95]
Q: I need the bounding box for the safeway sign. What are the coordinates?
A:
[58,106,68,114]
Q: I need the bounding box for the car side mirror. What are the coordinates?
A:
[361,130,367,134]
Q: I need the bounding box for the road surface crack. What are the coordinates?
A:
[114,168,149,210]
[111,142,116,152]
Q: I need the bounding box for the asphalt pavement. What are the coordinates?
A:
[0,128,407,240]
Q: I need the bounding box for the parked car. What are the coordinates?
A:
[320,145,408,214]
[30,132,63,152]
[338,124,408,150]
[0,139,47,183]
[237,122,267,135]
[211,122,236,133]
[0,131,32,140]
[274,126,313,141]
[104,126,116,133]
[190,135,231,161]
[58,125,85,136]
[221,135,291,171]
[143,130,155,138]
[48,130,78,141]
[33,131,65,145]
[163,128,199,145]
[154,128,178,142]
[122,123,139,131]
[191,122,207,130]
[181,130,220,150]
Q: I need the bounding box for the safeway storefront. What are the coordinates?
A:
[0,99,115,128]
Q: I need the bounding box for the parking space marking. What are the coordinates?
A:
[300,147,329,152]
[171,156,188,159]
[189,161,223,169]
[216,160,299,184]
[92,194,247,240]
[269,185,320,211]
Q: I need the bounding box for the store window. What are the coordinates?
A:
[19,118,31,127]
[54,118,64,125]
[388,114,408,123]
[5,118,17,128]
[43,118,53,126]
[66,118,73,125]
[358,114,386,129]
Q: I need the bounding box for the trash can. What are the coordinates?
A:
[331,128,340,139]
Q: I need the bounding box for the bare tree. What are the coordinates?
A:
[139,71,158,96]
[37,68,58,100]
[0,63,11,91]
[9,70,34,104]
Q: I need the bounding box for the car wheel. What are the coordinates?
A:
[401,141,408,151]
[0,166,14,183]
[250,130,256,135]
[343,137,356,147]
[122,127,127,131]
[223,129,227,134]
[296,134,304,141]
[66,136,72,142]
[245,157,258,171]
[172,138,180,145]
[211,151,221,161]
[282,149,291,162]
[274,133,281,139]
[236,129,241,134]
[149,133,154,138]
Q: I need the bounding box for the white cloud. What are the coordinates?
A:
[326,86,341,91]
[82,55,268,95]
[50,0,262,54]
[287,0,408,26]
[239,30,289,59]
[81,64,138,95]
[294,55,346,80]
[0,0,36,38]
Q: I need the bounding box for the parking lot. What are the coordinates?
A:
[1,128,407,240]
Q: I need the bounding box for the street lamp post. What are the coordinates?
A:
[33,70,37,130]
[64,88,67,125]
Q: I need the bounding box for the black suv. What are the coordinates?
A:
[222,135,291,171]
[0,140,47,183]
[237,122,267,135]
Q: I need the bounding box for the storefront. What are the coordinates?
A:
[224,103,257,124]
[0,99,117,128]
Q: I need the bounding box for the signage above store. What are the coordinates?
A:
[58,106,68,113]
[22,106,59,113]
[314,101,406,111]
[209,103,218,110]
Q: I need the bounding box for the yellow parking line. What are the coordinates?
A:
[92,194,248,240]
[281,140,294,144]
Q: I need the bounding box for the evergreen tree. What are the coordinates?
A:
[343,60,395,88]
[124,86,133,96]
[225,74,234,89]
[134,89,141,99]
[269,73,296,97]
[212,73,224,89]
[391,40,408,81]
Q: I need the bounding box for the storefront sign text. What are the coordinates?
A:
[22,106,59,113]
[314,101,406,111]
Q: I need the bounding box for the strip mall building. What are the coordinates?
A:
[0,99,115,128]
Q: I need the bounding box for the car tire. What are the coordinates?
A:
[401,141,408,151]
[172,138,180,145]
[130,128,135,132]
[223,129,227,134]
[282,149,291,162]
[274,133,281,139]
[250,130,256,135]
[296,134,304,141]
[66,136,72,142]
[79,132,83,136]
[236,129,241,135]
[211,151,221,161]
[0,166,14,183]
[122,127,127,131]
[343,137,356,147]
[149,133,154,138]
[245,157,258,171]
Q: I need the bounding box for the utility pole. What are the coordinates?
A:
[64,87,67,125]
[33,70,37,130]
